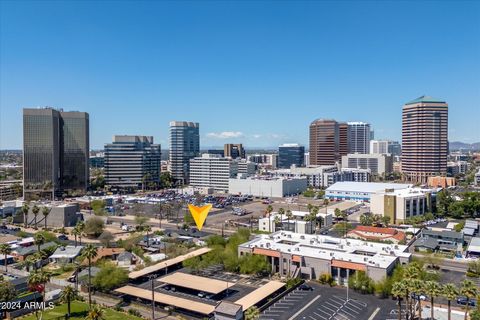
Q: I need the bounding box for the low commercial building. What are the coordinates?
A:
[258,210,333,234]
[413,229,463,255]
[214,301,243,320]
[238,231,411,282]
[370,188,432,223]
[229,177,307,198]
[475,169,480,186]
[447,161,469,175]
[324,168,371,186]
[427,176,456,188]
[466,237,480,258]
[325,182,411,202]
[341,153,393,176]
[13,202,81,227]
[347,226,406,244]
[272,165,338,188]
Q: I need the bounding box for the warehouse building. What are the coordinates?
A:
[325,182,411,202]
[229,177,307,198]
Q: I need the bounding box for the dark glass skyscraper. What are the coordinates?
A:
[169,121,200,185]
[278,144,305,168]
[23,108,89,199]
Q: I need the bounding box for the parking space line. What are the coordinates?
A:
[343,305,359,314]
[322,305,336,313]
[335,313,349,320]
[345,302,362,311]
[339,308,356,318]
[316,308,331,317]
[313,312,327,320]
[328,299,343,307]
[308,316,318,320]
[325,301,340,310]
[289,295,321,320]
[348,300,367,308]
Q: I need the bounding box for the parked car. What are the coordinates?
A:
[457,297,477,306]
[57,234,69,241]
[411,293,427,301]
[298,284,314,291]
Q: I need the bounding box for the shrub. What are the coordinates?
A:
[318,273,334,286]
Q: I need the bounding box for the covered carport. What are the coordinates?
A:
[235,281,285,310]
[158,272,235,294]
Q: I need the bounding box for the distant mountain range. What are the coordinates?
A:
[449,141,480,151]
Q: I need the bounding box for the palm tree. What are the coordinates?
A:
[60,285,77,319]
[265,205,273,232]
[410,279,425,320]
[323,198,329,214]
[72,227,80,247]
[392,281,405,320]
[273,216,281,231]
[424,281,442,320]
[42,206,51,230]
[460,279,478,320]
[82,244,98,308]
[278,208,285,230]
[443,283,459,320]
[34,233,46,255]
[22,202,30,228]
[245,306,260,320]
[311,206,320,233]
[0,244,12,272]
[28,269,52,320]
[76,221,85,245]
[31,204,40,229]
[286,210,293,232]
[85,305,105,320]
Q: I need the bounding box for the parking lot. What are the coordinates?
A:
[260,282,397,320]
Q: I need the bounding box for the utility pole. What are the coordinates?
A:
[149,274,157,320]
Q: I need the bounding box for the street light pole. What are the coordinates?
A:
[149,274,157,320]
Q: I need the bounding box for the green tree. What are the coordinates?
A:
[72,227,80,247]
[0,275,16,304]
[90,200,106,216]
[134,214,149,231]
[98,231,114,247]
[160,171,173,188]
[84,217,105,237]
[436,189,454,215]
[76,221,86,245]
[286,210,293,232]
[85,305,105,320]
[443,283,459,320]
[28,269,52,320]
[0,244,12,272]
[245,306,260,320]
[41,206,51,230]
[460,279,478,320]
[34,233,46,255]
[238,254,270,275]
[278,208,285,229]
[92,261,128,291]
[82,244,98,308]
[60,285,77,319]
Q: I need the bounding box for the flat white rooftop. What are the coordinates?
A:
[326,182,412,193]
[240,231,410,269]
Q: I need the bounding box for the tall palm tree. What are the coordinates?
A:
[245,306,260,320]
[278,208,285,229]
[22,202,30,228]
[85,305,105,320]
[265,205,273,232]
[76,221,85,245]
[392,281,405,320]
[34,233,46,256]
[0,244,12,272]
[323,198,329,214]
[31,205,40,229]
[410,279,425,320]
[60,285,77,319]
[144,225,152,247]
[286,210,293,232]
[28,269,52,320]
[311,206,320,233]
[72,227,80,247]
[443,283,459,320]
[82,244,98,308]
[424,281,442,320]
[42,206,51,230]
[460,279,478,320]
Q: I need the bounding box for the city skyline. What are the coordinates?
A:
[1,1,480,149]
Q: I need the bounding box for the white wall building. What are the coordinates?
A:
[258,210,333,234]
[341,153,393,175]
[475,169,480,186]
[447,161,470,175]
[228,176,307,197]
[189,154,237,192]
[371,188,432,223]
[347,122,371,154]
[325,181,412,202]
[272,165,338,188]
[370,140,401,156]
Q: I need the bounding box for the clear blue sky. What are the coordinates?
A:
[1,1,479,150]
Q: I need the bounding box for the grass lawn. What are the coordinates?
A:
[21,301,143,320]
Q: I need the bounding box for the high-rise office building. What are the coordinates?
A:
[169,121,200,185]
[401,96,448,183]
[347,122,371,154]
[309,119,340,165]
[224,144,245,159]
[370,140,401,156]
[104,136,161,190]
[23,108,89,199]
[278,144,305,168]
[338,122,348,157]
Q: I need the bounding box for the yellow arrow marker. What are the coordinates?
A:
[188,204,212,231]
